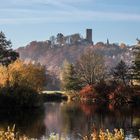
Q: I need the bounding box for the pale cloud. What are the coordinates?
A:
[0,10,140,25]
[11,0,91,4]
[0,0,140,25]
[0,0,93,11]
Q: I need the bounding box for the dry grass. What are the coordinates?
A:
[0,125,29,140]
[83,129,125,140]
[1,126,139,140]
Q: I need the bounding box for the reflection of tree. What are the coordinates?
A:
[0,103,139,139]
[44,103,62,135]
[80,103,98,116]
[0,108,45,139]
[60,103,140,139]
[60,103,84,138]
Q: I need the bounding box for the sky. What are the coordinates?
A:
[0,0,140,48]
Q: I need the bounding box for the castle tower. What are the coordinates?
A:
[86,29,93,44]
[107,38,109,45]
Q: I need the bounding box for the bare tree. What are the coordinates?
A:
[76,49,105,85]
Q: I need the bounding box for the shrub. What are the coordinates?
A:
[108,85,129,106]
[0,86,42,108]
[95,82,110,102]
[80,85,97,99]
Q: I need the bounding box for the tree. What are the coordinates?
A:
[112,60,129,87]
[132,39,140,84]
[57,33,64,45]
[120,43,126,49]
[0,31,19,66]
[75,49,105,85]
[0,60,46,91]
[61,60,81,91]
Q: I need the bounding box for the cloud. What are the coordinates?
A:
[0,0,140,25]
[0,0,78,10]
[0,9,140,25]
[12,0,91,4]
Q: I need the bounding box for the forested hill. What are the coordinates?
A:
[17,40,133,75]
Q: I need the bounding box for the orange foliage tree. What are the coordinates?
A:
[0,59,46,91]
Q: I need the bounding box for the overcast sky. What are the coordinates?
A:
[0,0,140,48]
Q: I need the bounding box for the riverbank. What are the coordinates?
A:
[41,89,140,106]
[0,86,139,109]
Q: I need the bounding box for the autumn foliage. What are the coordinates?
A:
[80,85,97,99]
[0,59,46,91]
[0,60,46,107]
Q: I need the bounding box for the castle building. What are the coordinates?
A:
[50,29,93,46]
[86,29,93,44]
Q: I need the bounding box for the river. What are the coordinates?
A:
[0,102,139,139]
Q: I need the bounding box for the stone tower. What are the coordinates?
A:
[86,29,93,44]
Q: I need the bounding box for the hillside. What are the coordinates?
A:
[16,40,133,90]
[17,40,133,73]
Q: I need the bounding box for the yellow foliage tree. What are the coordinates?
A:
[0,59,46,92]
[0,66,7,87]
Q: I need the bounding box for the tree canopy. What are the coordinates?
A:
[0,60,46,91]
[112,60,130,86]
[0,31,19,66]
[133,40,140,83]
[61,60,81,91]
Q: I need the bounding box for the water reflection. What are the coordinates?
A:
[44,102,140,139]
[0,103,139,139]
[0,108,45,139]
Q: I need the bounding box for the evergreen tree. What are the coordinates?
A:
[112,60,129,87]
[61,60,81,91]
[0,31,19,66]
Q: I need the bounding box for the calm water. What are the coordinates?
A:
[0,102,139,139]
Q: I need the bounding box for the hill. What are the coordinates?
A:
[16,39,133,90]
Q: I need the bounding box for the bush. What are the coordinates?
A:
[108,85,129,106]
[80,85,97,100]
[95,82,110,102]
[0,86,42,108]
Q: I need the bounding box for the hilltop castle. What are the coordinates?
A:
[48,29,93,47]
